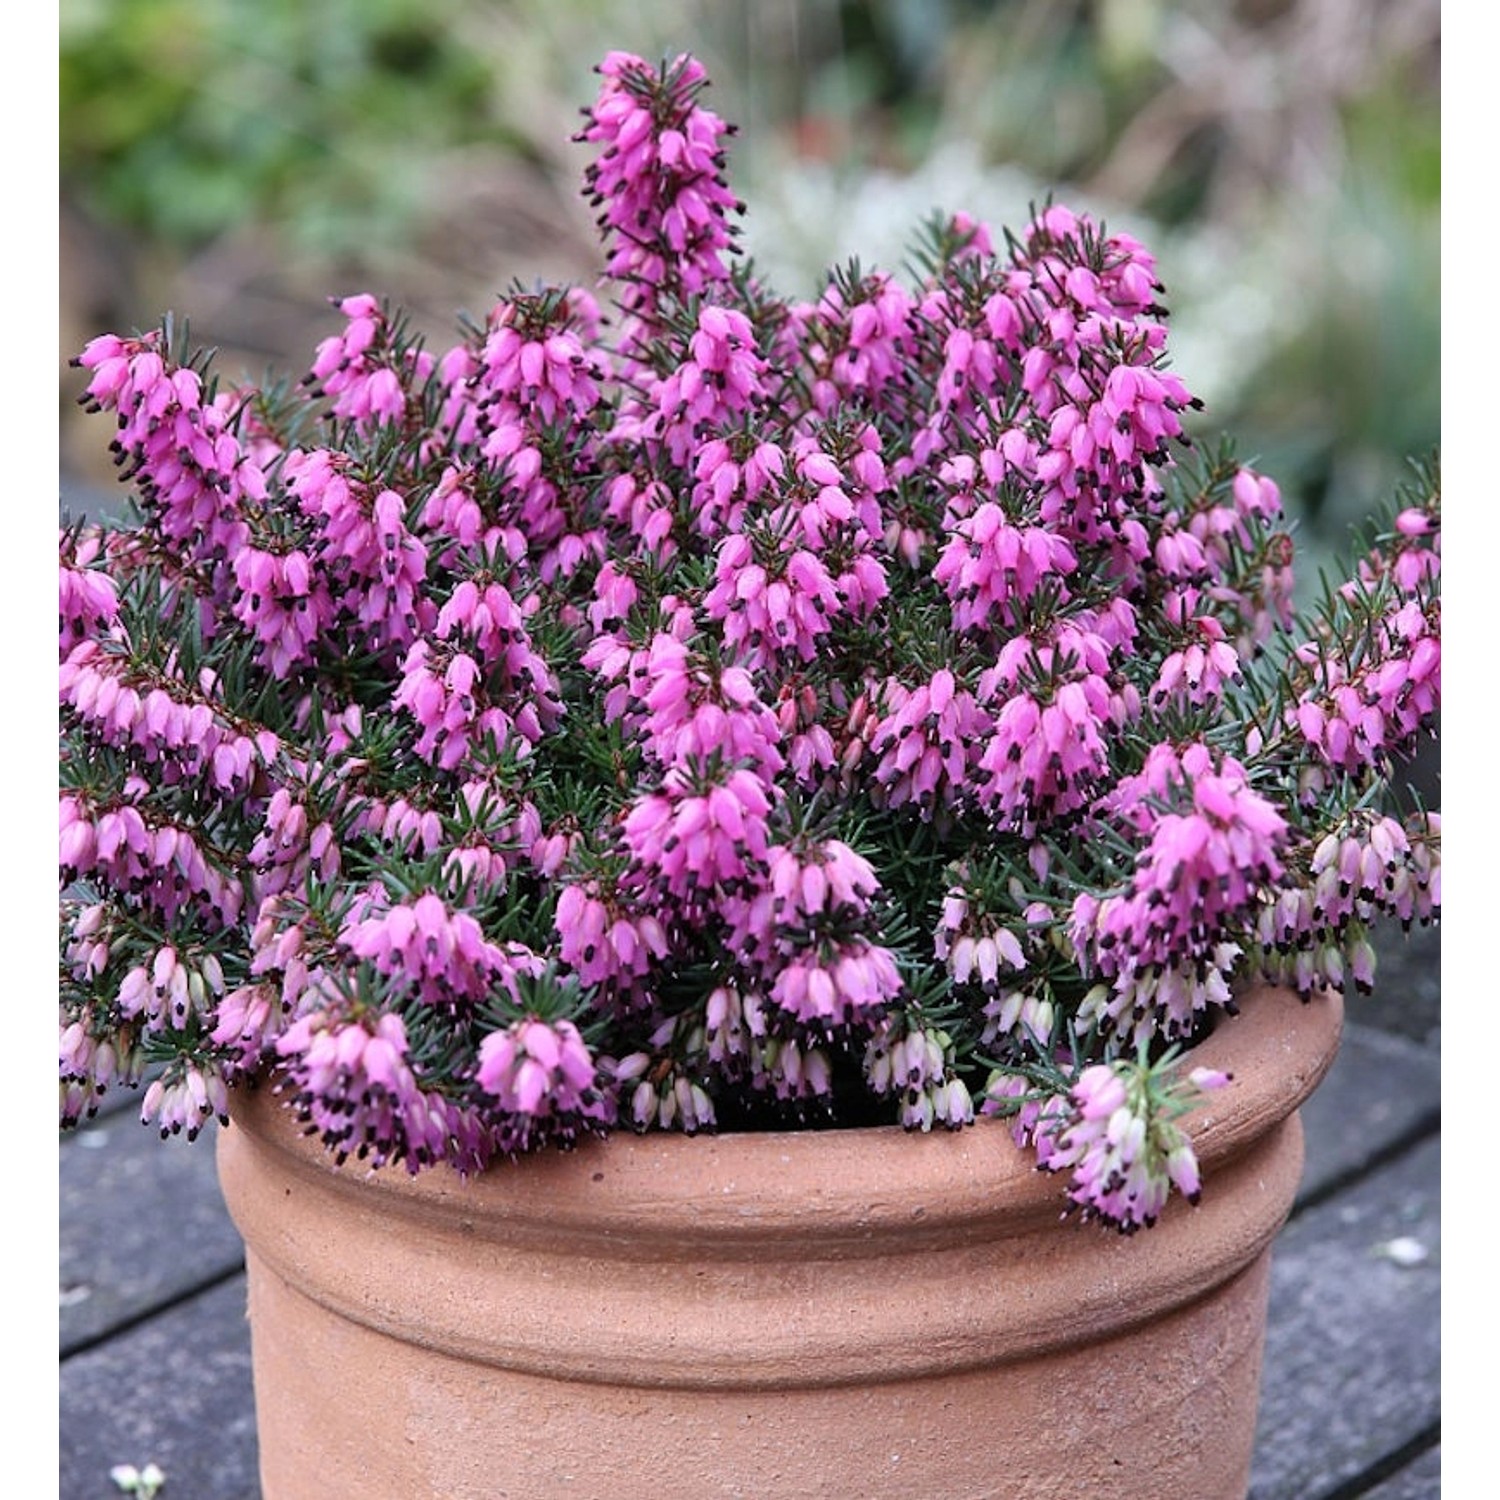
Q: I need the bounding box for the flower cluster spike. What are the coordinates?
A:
[59,52,1440,1227]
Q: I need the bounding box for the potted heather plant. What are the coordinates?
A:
[60,52,1439,1500]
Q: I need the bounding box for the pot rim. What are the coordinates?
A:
[226,982,1342,1248]
[218,983,1342,1388]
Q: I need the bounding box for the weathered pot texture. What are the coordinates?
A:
[216,982,1341,1500]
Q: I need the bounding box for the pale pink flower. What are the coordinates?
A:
[1029,1053,1219,1233]
[476,1017,612,1151]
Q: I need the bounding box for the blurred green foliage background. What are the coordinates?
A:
[60,0,1439,564]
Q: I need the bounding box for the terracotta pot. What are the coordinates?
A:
[216,983,1341,1500]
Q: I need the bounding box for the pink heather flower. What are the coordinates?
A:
[867,670,990,819]
[622,764,774,906]
[765,837,880,921]
[60,902,112,986]
[690,435,786,540]
[59,528,120,656]
[1092,740,1196,837]
[1231,466,1283,523]
[794,269,916,413]
[967,209,1193,551]
[754,1033,835,1104]
[1375,505,1442,593]
[436,577,561,714]
[1032,1053,1215,1233]
[209,982,284,1068]
[1175,467,1296,650]
[231,544,331,677]
[393,618,557,769]
[419,463,527,562]
[772,678,837,789]
[1133,755,1288,928]
[139,1061,231,1141]
[363,795,444,858]
[307,294,411,429]
[60,791,244,929]
[554,878,669,990]
[934,886,1027,991]
[530,818,582,880]
[579,52,739,322]
[310,294,379,378]
[1251,810,1439,997]
[276,1005,452,1172]
[459,296,612,583]
[934,321,1006,415]
[248,784,339,901]
[655,306,766,435]
[974,624,1126,837]
[341,891,520,1009]
[60,644,278,798]
[635,633,785,780]
[1149,611,1241,709]
[472,415,606,584]
[588,560,639,634]
[473,303,603,426]
[769,937,903,1031]
[476,1017,612,1151]
[581,597,696,731]
[903,274,1018,452]
[1033,361,1190,539]
[1020,205,1164,327]
[114,943,224,1033]
[981,983,1057,1050]
[726,835,883,969]
[75,331,143,407]
[628,1066,719,1133]
[1186,465,1285,565]
[704,530,843,668]
[1153,523,1213,591]
[781,437,886,551]
[428,780,541,893]
[979,1068,1060,1146]
[603,469,680,560]
[75,330,262,566]
[59,1014,147,1122]
[701,982,766,1069]
[247,900,316,1014]
[1289,596,1440,782]
[1396,811,1441,927]
[1074,948,1240,1048]
[394,641,487,769]
[1073,744,1286,1042]
[864,1020,974,1130]
[281,455,432,655]
[934,502,1078,633]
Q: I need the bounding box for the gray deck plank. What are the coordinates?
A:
[1250,1136,1440,1500]
[59,1275,260,1500]
[60,1115,244,1355]
[1296,1019,1440,1206]
[1361,1446,1441,1500]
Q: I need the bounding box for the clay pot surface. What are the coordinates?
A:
[217,983,1342,1500]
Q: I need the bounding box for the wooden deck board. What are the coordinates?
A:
[1362,1447,1443,1499]
[61,1116,242,1356]
[59,1275,259,1500]
[1296,1020,1440,1204]
[1250,1137,1440,1500]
